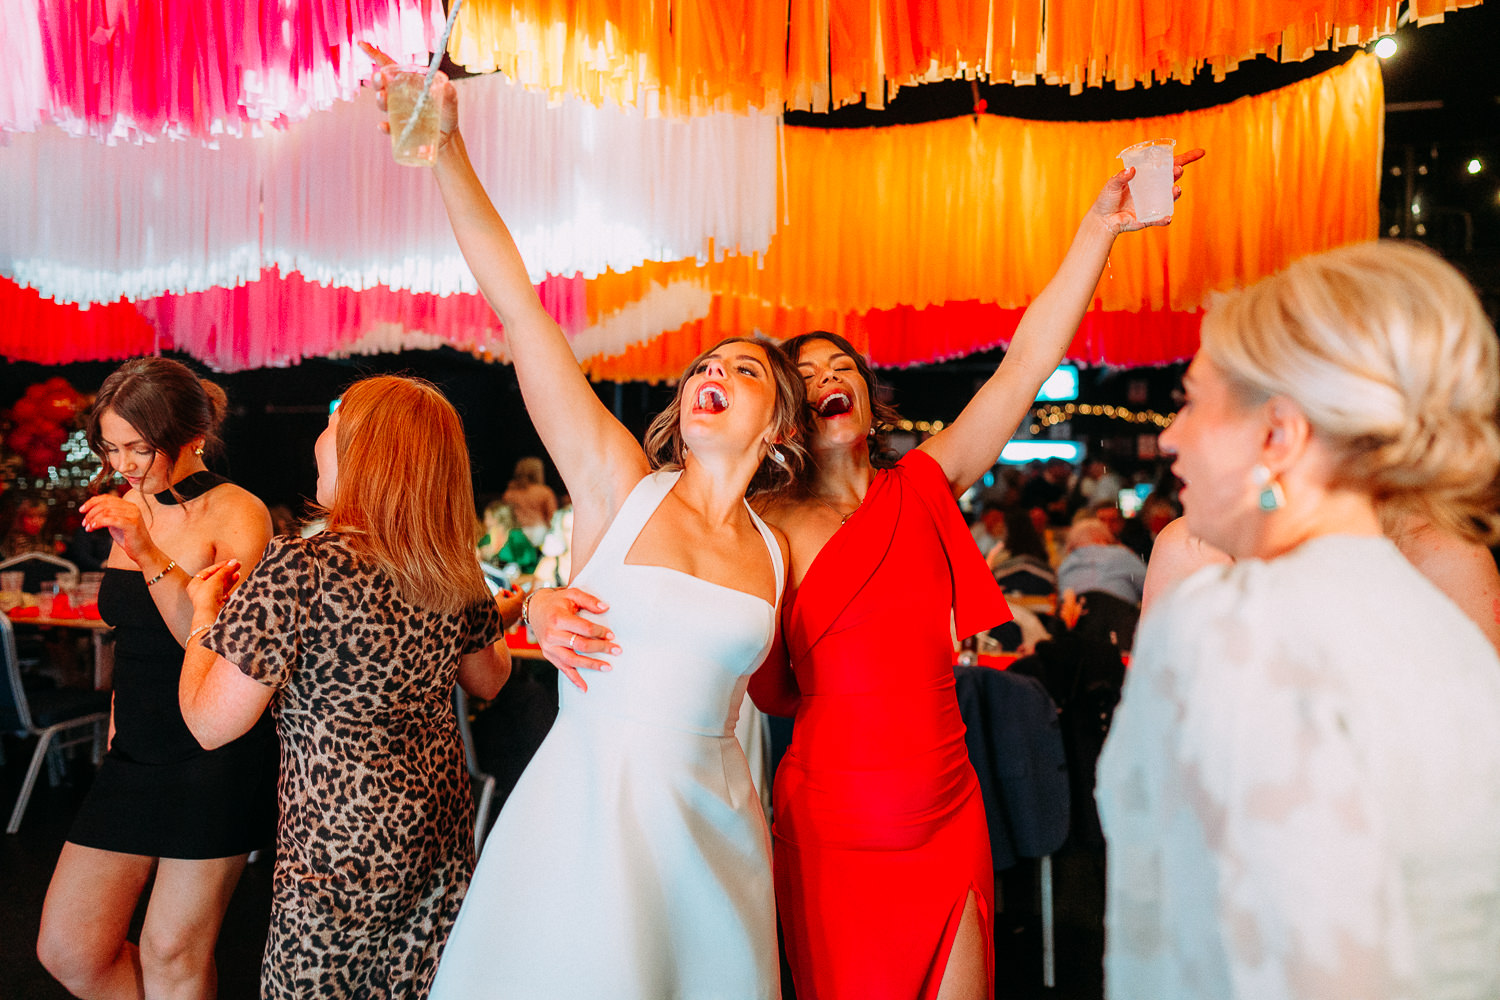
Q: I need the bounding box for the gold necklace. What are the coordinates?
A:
[813,492,862,525]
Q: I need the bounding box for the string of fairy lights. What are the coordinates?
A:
[1027,403,1175,436]
[886,404,1176,438]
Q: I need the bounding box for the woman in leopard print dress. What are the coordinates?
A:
[177,376,516,999]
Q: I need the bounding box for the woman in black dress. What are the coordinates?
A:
[37,357,277,999]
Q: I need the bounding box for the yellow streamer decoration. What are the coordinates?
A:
[450,0,1472,113]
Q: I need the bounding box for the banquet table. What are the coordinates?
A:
[3,610,114,690]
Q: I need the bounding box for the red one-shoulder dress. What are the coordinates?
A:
[753,449,1013,999]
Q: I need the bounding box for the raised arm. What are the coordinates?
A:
[363,46,647,545]
[921,150,1205,495]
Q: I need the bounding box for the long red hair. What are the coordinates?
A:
[318,375,488,613]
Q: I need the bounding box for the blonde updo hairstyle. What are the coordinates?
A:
[1201,240,1500,544]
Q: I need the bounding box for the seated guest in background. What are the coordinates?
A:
[1097,241,1500,999]
[970,503,1007,557]
[1021,457,1074,526]
[3,497,64,559]
[1069,456,1125,518]
[38,357,276,1000]
[178,375,514,1000]
[990,505,1059,595]
[1057,518,1147,607]
[1086,500,1125,539]
[1117,493,1176,562]
[501,456,558,547]
[477,498,540,582]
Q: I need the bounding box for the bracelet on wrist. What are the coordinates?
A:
[521,588,548,628]
[145,560,177,588]
[185,623,213,645]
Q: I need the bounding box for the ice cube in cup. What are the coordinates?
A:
[1118,138,1176,223]
[386,64,446,167]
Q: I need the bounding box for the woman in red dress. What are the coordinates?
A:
[534,153,1201,998]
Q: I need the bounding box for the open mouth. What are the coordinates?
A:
[815,391,853,417]
[695,384,728,413]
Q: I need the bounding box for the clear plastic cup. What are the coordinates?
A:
[1118,138,1176,223]
[385,64,446,167]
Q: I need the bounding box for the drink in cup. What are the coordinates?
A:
[1118,138,1176,223]
[385,64,447,167]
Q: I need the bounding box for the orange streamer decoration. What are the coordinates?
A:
[584,53,1383,381]
[450,0,1471,112]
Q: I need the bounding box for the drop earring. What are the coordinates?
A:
[768,444,786,466]
[1252,464,1285,512]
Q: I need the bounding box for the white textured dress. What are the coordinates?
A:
[1097,535,1500,1000]
[431,471,782,1000]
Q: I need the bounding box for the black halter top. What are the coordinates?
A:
[152,470,229,506]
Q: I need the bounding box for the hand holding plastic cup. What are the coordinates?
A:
[384,64,447,167]
[1118,138,1176,223]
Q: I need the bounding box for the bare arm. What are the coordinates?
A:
[458,643,511,701]
[921,150,1205,495]
[1141,517,1232,615]
[178,560,274,749]
[1390,517,1500,657]
[367,47,647,551]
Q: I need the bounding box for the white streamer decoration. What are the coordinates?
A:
[0,72,778,305]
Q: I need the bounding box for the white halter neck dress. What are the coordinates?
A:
[431,471,782,1000]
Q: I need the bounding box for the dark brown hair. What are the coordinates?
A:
[643,336,812,498]
[780,330,903,470]
[86,357,228,493]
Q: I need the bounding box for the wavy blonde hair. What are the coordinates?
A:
[319,376,488,613]
[1201,240,1500,544]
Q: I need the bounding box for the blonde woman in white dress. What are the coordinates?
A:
[1098,240,1500,1000]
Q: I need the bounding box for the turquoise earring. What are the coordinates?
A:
[1252,464,1285,512]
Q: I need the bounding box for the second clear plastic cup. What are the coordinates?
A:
[386,64,446,167]
[1118,138,1176,223]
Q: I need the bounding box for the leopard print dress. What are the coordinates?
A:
[204,531,503,1000]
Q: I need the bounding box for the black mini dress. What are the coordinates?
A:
[69,473,277,859]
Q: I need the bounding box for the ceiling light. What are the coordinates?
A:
[1374,37,1398,58]
[1467,158,1483,175]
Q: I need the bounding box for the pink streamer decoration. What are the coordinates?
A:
[2,269,586,371]
[29,0,441,140]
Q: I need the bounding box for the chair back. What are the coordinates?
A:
[953,665,1071,869]
[0,552,80,593]
[0,612,35,735]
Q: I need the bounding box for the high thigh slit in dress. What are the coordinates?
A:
[759,450,1013,1000]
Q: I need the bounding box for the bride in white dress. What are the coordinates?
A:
[365,49,809,999]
